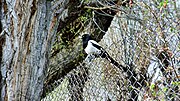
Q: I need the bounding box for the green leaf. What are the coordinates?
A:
[162,87,168,92]
[172,81,180,86]
[150,84,155,90]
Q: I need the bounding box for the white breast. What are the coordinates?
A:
[84,40,101,54]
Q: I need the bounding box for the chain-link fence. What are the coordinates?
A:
[42,0,179,101]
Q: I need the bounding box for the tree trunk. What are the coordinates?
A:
[0,0,59,100]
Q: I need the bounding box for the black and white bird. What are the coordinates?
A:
[81,34,127,71]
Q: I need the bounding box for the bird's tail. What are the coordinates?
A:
[100,50,127,72]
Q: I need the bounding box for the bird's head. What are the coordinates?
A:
[81,34,91,41]
[81,34,92,49]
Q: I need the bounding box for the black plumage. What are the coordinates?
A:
[81,34,127,71]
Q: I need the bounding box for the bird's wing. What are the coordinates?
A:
[89,40,102,50]
[88,40,127,72]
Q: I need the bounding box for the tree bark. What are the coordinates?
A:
[0,0,59,100]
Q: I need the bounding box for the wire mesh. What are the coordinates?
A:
[42,0,179,101]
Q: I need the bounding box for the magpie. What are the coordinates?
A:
[81,34,127,71]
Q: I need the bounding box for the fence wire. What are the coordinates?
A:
[42,0,179,101]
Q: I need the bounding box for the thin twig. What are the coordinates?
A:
[92,11,106,33]
[84,5,113,10]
